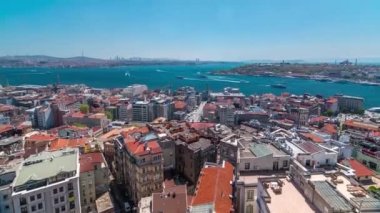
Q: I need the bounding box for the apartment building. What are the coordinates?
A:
[12,148,81,213]
[114,128,163,203]
[79,152,109,212]
[189,161,234,213]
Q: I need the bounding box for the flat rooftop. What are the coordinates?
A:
[240,143,287,159]
[266,178,316,213]
[14,148,78,188]
[309,173,368,201]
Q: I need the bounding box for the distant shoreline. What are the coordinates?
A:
[212,62,380,87]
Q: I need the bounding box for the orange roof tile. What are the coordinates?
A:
[49,137,90,151]
[301,133,324,143]
[322,124,338,135]
[125,140,161,156]
[174,101,186,110]
[309,116,328,124]
[79,152,105,173]
[0,125,13,134]
[26,133,57,142]
[188,122,215,130]
[344,120,380,132]
[191,161,234,213]
[346,159,374,177]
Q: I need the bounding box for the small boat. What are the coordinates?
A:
[125,72,131,77]
[271,84,287,89]
[176,76,185,79]
[197,75,208,79]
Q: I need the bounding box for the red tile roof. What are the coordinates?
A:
[79,152,105,173]
[309,116,328,124]
[0,125,14,134]
[188,122,215,130]
[0,104,15,112]
[120,127,149,138]
[70,111,86,118]
[125,140,161,156]
[203,103,217,111]
[326,97,338,104]
[344,120,380,132]
[26,133,57,142]
[174,101,186,110]
[191,161,234,213]
[346,159,374,177]
[301,133,324,143]
[49,137,90,151]
[322,124,338,135]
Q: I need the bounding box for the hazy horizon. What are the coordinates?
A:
[1,0,380,61]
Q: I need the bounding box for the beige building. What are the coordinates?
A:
[114,128,164,203]
[79,152,110,213]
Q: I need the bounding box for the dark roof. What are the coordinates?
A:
[152,185,187,213]
[298,141,323,154]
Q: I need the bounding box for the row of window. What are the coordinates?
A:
[244,161,288,170]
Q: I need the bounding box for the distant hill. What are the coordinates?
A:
[0,55,213,68]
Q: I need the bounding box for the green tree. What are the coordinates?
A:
[105,111,113,120]
[323,109,334,117]
[79,104,89,114]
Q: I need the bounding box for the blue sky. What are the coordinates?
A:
[1,0,380,61]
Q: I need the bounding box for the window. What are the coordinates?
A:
[5,205,9,209]
[38,203,43,210]
[247,190,254,200]
[59,186,64,192]
[31,205,36,212]
[246,204,254,213]
[37,194,42,199]
[68,183,73,190]
[55,207,60,213]
[21,206,28,213]
[20,197,27,205]
[30,195,35,202]
[69,201,75,209]
[283,160,288,168]
[90,197,93,203]
[60,196,64,202]
[61,206,66,211]
[54,198,59,204]
[53,188,58,194]
[69,192,74,197]
[3,194,8,200]
[245,163,250,170]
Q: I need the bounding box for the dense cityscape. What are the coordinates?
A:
[0,82,380,212]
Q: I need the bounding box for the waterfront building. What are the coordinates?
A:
[336,95,364,112]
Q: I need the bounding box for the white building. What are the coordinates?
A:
[217,105,235,126]
[122,84,148,98]
[12,148,81,213]
[0,159,22,213]
[132,101,151,122]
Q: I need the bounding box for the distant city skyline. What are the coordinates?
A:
[1,0,380,61]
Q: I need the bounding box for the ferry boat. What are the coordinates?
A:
[271,84,287,89]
